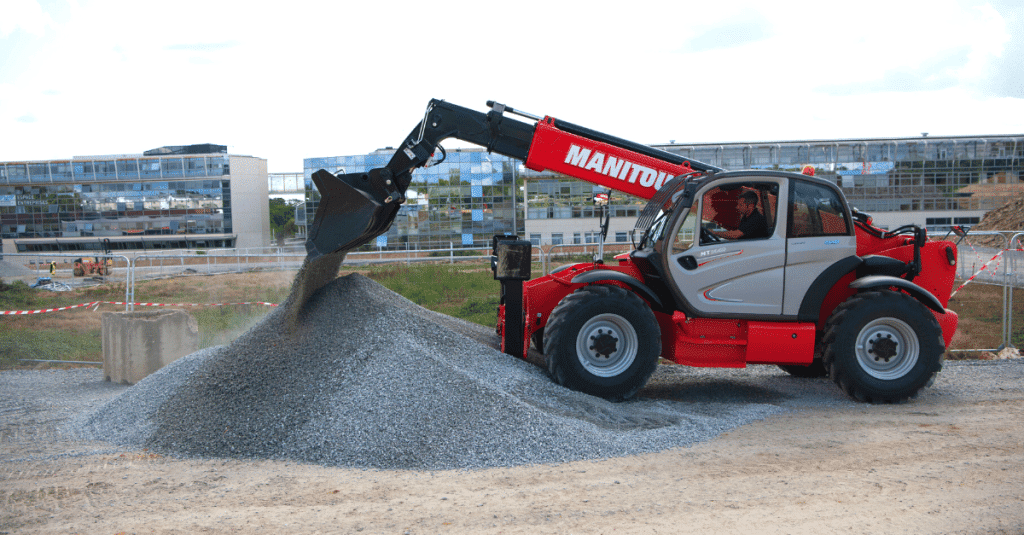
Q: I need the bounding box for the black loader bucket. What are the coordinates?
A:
[284,168,406,332]
[305,168,404,261]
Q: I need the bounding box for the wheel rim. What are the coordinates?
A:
[575,313,639,378]
[855,317,919,380]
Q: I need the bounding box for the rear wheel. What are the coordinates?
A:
[822,290,944,403]
[543,285,660,401]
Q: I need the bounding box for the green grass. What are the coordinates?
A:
[0,326,102,363]
[0,280,84,310]
[366,264,501,327]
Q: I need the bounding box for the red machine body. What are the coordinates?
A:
[498,238,958,373]
[494,112,958,375]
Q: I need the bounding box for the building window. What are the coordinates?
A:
[551,232,563,245]
[185,158,206,177]
[116,160,139,180]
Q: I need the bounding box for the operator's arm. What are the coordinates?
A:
[713,228,745,239]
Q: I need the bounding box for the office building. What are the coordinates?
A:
[0,144,269,253]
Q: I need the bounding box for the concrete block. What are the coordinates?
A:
[102,309,199,384]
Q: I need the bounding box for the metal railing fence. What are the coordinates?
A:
[3,231,1021,355]
[942,230,1022,353]
[1,252,133,311]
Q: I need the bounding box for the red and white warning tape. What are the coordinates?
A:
[1,301,277,315]
[949,250,1004,298]
[1,301,103,315]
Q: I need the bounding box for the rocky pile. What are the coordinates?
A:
[77,272,783,470]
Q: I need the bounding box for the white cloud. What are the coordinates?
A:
[0,0,53,37]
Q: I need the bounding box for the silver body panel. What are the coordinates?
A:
[664,174,855,317]
[783,236,857,316]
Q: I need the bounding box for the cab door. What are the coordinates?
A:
[782,178,857,315]
[664,177,787,317]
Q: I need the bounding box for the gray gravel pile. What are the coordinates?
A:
[76,272,788,470]
[0,259,35,279]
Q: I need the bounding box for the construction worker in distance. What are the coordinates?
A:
[712,190,769,240]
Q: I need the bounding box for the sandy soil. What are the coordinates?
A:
[1,363,1022,535]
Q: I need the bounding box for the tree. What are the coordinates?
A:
[268,198,296,239]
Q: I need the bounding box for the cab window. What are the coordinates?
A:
[698,183,778,245]
[670,212,698,254]
[788,181,850,238]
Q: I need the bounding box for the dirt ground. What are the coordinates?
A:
[1,362,1021,535]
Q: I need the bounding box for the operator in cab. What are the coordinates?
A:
[712,191,769,240]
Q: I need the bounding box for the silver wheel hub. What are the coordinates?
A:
[856,318,920,380]
[576,313,639,378]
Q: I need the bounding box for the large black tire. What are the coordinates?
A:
[542,285,660,401]
[822,290,944,403]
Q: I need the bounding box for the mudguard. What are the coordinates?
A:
[569,269,664,311]
[849,275,945,313]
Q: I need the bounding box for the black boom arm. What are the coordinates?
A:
[305,100,537,260]
[384,100,536,196]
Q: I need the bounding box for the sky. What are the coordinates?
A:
[1,0,1022,173]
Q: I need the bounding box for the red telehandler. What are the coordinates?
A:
[305,99,959,403]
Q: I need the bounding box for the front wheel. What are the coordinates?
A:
[543,285,660,401]
[822,290,944,403]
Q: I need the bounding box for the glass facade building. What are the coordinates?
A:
[657,135,1022,232]
[0,145,269,252]
[305,135,1022,249]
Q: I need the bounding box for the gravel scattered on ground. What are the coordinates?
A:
[73,273,792,470]
[4,355,1022,534]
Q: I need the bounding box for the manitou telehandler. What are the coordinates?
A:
[304,99,958,403]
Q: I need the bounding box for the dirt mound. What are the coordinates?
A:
[965,193,1024,248]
